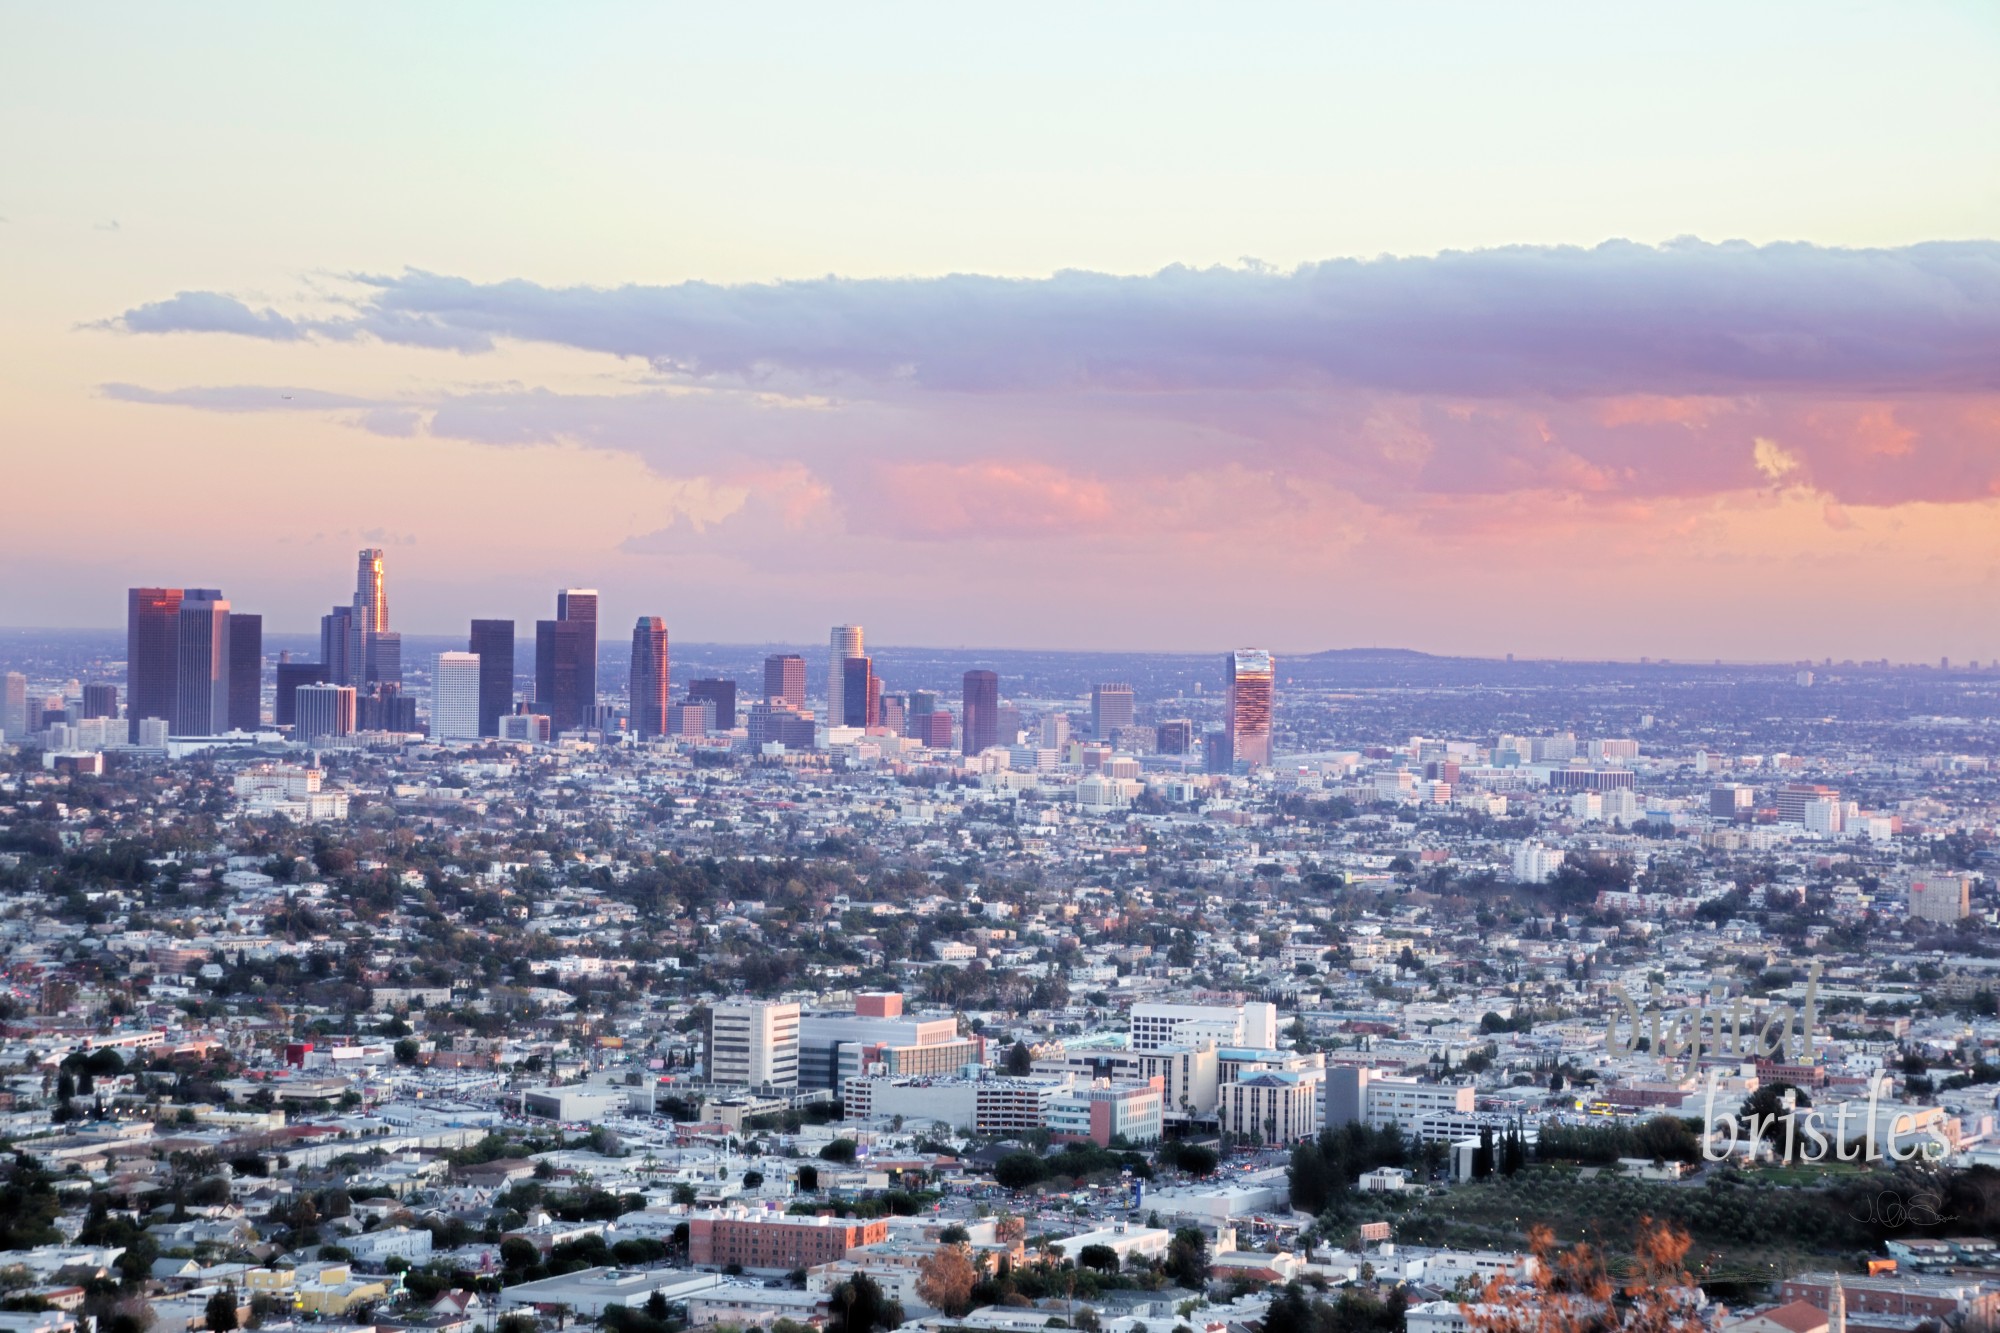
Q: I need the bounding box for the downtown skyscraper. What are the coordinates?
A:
[173,590,231,737]
[630,616,670,739]
[469,618,515,737]
[535,589,599,734]
[126,587,183,742]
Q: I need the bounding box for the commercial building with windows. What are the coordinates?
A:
[688,1211,890,1274]
[1048,1078,1164,1146]
[469,618,516,736]
[1130,1000,1278,1053]
[1226,649,1274,768]
[431,652,482,741]
[706,1000,801,1089]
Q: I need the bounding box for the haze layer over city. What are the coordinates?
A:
[2,11,1999,1333]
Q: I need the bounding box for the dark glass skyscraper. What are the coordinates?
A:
[276,662,330,727]
[763,653,806,709]
[82,683,119,721]
[841,656,878,728]
[689,678,737,730]
[630,616,670,739]
[469,619,515,737]
[961,669,999,756]
[557,588,599,710]
[126,587,183,743]
[320,605,354,686]
[535,589,599,734]
[1227,648,1275,767]
[227,612,262,730]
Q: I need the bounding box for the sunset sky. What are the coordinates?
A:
[5,3,2000,660]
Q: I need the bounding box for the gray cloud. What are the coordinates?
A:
[107,239,2000,397]
[110,292,310,341]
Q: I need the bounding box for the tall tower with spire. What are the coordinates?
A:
[1829,1274,1845,1333]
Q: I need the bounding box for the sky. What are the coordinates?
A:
[4,2,2000,661]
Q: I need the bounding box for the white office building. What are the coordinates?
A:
[707,1000,801,1088]
[431,651,482,741]
[1130,1000,1278,1053]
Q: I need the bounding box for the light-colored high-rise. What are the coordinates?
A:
[707,999,801,1089]
[827,625,863,724]
[431,652,482,741]
[1130,1000,1278,1053]
[294,682,357,743]
[173,590,231,736]
[0,672,26,739]
[1092,682,1135,739]
[1227,648,1274,768]
[354,548,389,633]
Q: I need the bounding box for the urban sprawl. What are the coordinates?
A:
[3,550,1999,1333]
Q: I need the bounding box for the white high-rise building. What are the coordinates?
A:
[432,652,481,741]
[706,1000,801,1088]
[827,625,863,726]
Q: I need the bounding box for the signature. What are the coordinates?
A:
[1848,1189,1958,1229]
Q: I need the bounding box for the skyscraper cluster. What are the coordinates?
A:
[124,586,265,741]
[105,557,1278,769]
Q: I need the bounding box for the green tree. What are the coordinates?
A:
[827,1274,902,1333]
[993,1151,1046,1191]
[1164,1226,1210,1291]
[204,1290,240,1333]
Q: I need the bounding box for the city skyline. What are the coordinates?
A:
[4,7,1998,660]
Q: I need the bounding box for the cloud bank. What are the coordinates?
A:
[102,239,2000,565]
[111,240,2000,397]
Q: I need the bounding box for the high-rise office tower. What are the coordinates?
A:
[557,588,599,711]
[1155,718,1193,755]
[294,682,357,742]
[227,612,262,731]
[354,548,388,634]
[961,669,999,756]
[534,589,599,734]
[275,662,330,727]
[828,625,863,723]
[171,590,230,736]
[432,651,482,741]
[1092,683,1135,739]
[763,653,806,709]
[366,631,402,689]
[534,619,588,733]
[0,672,25,740]
[469,619,515,737]
[840,656,878,729]
[1227,648,1275,768]
[82,683,118,721]
[127,587,183,742]
[630,616,670,739]
[689,678,738,730]
[320,605,354,686]
[1041,713,1071,748]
